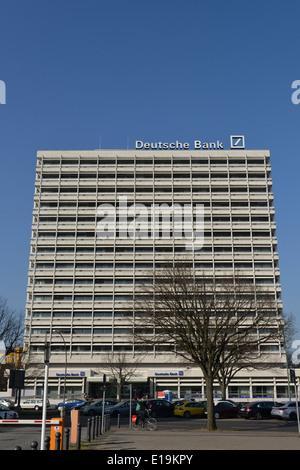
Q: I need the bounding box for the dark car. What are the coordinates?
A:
[213,400,240,419]
[148,399,174,418]
[239,401,283,420]
[107,398,174,418]
[80,399,118,416]
[107,400,137,417]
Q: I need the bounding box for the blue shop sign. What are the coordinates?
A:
[154,371,184,377]
[56,371,85,377]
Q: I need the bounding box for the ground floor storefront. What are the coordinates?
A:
[1,365,297,405]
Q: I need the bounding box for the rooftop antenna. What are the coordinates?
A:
[99,136,102,149]
[127,137,130,149]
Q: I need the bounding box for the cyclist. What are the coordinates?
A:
[135,396,151,426]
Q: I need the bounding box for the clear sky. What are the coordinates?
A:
[0,1,299,334]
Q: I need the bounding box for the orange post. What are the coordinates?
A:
[70,410,80,444]
[50,417,64,450]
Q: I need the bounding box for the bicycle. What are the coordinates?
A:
[131,410,157,431]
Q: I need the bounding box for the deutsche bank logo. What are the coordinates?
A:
[0,80,6,104]
[230,135,245,149]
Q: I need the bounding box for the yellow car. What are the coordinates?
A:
[174,401,205,419]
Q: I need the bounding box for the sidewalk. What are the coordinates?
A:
[83,425,300,451]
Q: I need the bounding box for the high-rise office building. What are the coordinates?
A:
[23,145,287,400]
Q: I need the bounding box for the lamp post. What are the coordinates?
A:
[53,330,67,405]
[41,338,50,450]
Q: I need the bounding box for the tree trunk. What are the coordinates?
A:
[220,379,226,401]
[117,381,121,401]
[205,374,217,431]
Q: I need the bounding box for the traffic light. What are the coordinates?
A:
[9,369,25,389]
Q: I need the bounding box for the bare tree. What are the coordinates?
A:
[0,297,24,353]
[132,262,284,431]
[217,311,295,400]
[99,353,141,400]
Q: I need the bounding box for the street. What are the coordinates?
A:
[0,414,299,450]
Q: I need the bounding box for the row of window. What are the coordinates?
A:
[40,186,270,194]
[35,278,149,285]
[35,261,275,270]
[30,309,279,319]
[28,344,181,353]
[28,343,279,354]
[38,215,272,223]
[31,327,131,335]
[30,327,278,337]
[41,157,268,166]
[34,276,275,286]
[31,311,128,318]
[33,279,277,302]
[38,200,271,208]
[41,172,269,180]
[158,385,290,400]
[35,246,272,254]
[36,230,273,239]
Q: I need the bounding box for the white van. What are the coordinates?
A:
[21,399,50,410]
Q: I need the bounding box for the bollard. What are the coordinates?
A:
[99,417,102,435]
[95,415,99,437]
[76,423,81,450]
[105,414,109,432]
[92,416,95,439]
[14,446,22,450]
[31,441,38,450]
[64,428,70,450]
[55,432,61,451]
[87,418,91,442]
[45,436,50,451]
[117,413,120,428]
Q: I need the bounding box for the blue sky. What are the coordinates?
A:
[0,0,299,333]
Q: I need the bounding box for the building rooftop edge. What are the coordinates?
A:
[37,149,271,154]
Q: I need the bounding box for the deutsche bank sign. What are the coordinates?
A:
[135,135,245,150]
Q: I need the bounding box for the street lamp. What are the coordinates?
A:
[53,330,67,404]
[41,337,50,450]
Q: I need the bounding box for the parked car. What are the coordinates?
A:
[72,401,89,410]
[239,401,283,419]
[174,401,205,419]
[213,401,240,419]
[80,399,118,416]
[55,399,85,411]
[0,404,19,419]
[21,398,50,410]
[0,399,15,409]
[271,402,300,421]
[172,400,186,407]
[148,399,175,418]
[107,400,137,417]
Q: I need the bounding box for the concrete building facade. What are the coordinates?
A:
[22,146,290,402]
